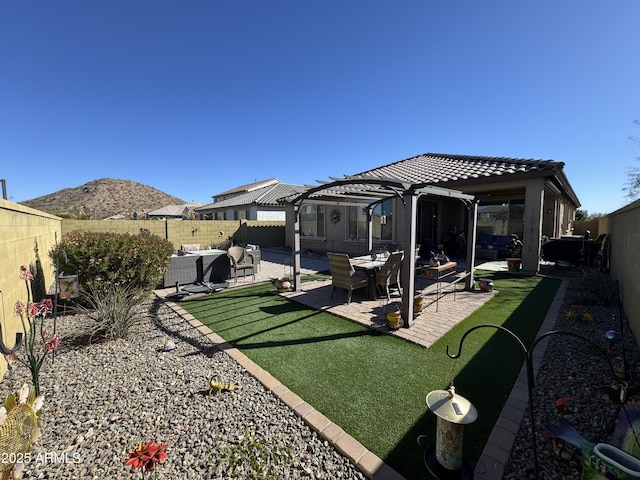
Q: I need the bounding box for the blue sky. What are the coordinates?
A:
[2,1,639,215]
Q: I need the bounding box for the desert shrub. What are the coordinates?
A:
[219,429,291,479]
[49,230,173,295]
[74,283,143,341]
[571,267,618,306]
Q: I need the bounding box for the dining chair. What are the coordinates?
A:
[227,246,256,283]
[218,239,232,251]
[327,252,368,304]
[375,251,404,301]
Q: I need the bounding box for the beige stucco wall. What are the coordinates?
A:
[0,199,61,378]
[607,200,640,345]
[572,219,603,238]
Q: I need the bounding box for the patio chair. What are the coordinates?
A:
[218,239,232,251]
[327,252,368,304]
[375,251,404,301]
[227,246,256,283]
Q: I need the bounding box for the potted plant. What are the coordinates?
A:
[413,296,426,315]
[506,234,523,272]
[478,278,494,292]
[274,276,292,293]
[386,306,403,330]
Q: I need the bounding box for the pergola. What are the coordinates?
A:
[286,176,479,327]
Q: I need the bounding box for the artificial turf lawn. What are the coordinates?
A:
[180,272,561,480]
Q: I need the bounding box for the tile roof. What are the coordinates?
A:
[197,182,306,210]
[351,153,563,185]
[148,203,206,216]
[287,152,579,207]
[213,178,280,198]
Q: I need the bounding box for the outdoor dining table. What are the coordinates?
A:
[350,254,388,300]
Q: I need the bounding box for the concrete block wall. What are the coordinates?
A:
[61,219,286,251]
[608,200,640,346]
[572,219,602,238]
[0,199,61,378]
[166,220,237,250]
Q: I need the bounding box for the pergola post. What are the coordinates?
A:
[366,205,374,253]
[523,179,545,273]
[292,205,302,291]
[401,191,419,327]
[465,200,479,290]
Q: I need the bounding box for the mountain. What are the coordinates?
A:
[19,178,186,219]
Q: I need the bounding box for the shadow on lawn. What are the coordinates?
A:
[383,275,561,480]
[180,289,388,350]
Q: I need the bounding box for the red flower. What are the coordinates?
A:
[20,265,34,282]
[28,302,40,318]
[125,440,168,472]
[42,330,60,353]
[125,442,145,470]
[29,298,53,317]
[14,301,25,316]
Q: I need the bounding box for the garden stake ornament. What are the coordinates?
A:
[544,416,640,480]
[0,384,45,480]
[209,377,236,395]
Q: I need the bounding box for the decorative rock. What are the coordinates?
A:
[2,300,365,479]
[503,277,640,480]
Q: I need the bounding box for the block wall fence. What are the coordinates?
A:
[0,199,61,378]
[61,219,286,250]
[604,200,640,346]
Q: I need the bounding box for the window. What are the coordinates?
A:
[373,199,393,241]
[477,200,524,237]
[348,206,367,240]
[347,199,393,241]
[300,204,325,237]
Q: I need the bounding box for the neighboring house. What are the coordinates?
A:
[285,153,580,274]
[147,203,207,220]
[196,179,305,221]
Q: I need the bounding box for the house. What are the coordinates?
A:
[284,152,580,326]
[147,203,207,220]
[195,178,306,221]
[285,153,580,273]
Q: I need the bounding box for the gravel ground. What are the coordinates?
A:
[503,272,640,479]
[2,297,365,480]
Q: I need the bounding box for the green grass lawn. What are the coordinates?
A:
[180,272,561,480]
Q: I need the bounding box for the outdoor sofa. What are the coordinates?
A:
[163,244,260,288]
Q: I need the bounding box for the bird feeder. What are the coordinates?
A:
[425,387,478,479]
[58,273,79,300]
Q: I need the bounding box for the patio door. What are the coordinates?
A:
[417,200,438,254]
